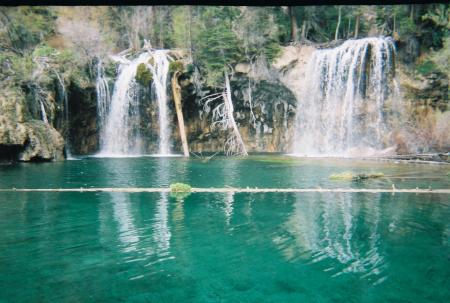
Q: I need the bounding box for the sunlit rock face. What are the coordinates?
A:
[0,89,64,162]
[290,37,401,157]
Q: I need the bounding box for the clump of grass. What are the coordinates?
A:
[330,172,384,181]
[170,183,192,193]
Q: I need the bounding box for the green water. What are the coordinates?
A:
[0,156,449,302]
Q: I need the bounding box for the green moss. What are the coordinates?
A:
[170,183,192,193]
[417,60,437,76]
[330,172,384,181]
[185,63,195,74]
[135,63,153,86]
[169,60,184,74]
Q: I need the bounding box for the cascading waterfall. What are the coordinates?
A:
[39,99,48,124]
[95,60,111,148]
[292,37,399,157]
[98,50,172,156]
[54,71,73,158]
[100,52,151,155]
[148,50,171,156]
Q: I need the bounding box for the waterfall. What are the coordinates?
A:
[98,50,172,157]
[100,52,151,156]
[39,99,48,124]
[148,50,171,156]
[292,37,399,157]
[95,60,110,148]
[54,71,73,158]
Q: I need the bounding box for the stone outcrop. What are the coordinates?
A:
[0,88,64,161]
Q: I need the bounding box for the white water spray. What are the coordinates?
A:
[95,60,111,148]
[98,50,172,157]
[292,37,399,157]
[148,50,171,156]
[100,52,151,156]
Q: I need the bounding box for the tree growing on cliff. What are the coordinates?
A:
[203,71,247,156]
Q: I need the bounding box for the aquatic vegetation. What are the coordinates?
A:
[170,183,192,193]
[330,172,385,181]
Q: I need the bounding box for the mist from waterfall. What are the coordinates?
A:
[292,37,400,157]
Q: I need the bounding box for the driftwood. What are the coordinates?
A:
[1,187,449,194]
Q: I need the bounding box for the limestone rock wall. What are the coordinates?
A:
[0,88,64,162]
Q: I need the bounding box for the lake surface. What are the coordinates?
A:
[0,156,449,302]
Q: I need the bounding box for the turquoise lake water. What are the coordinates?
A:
[0,156,449,302]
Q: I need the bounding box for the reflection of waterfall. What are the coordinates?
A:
[224,192,234,226]
[279,193,386,282]
[153,193,171,254]
[148,50,171,155]
[222,160,238,226]
[111,193,139,253]
[293,37,399,156]
[152,158,172,255]
[95,59,110,148]
[100,52,150,155]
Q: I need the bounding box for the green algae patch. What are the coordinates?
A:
[170,183,192,193]
[330,172,384,181]
[254,156,301,165]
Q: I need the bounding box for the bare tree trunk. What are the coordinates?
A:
[188,6,193,62]
[354,14,360,38]
[335,6,342,41]
[393,13,396,36]
[171,71,189,157]
[301,21,306,41]
[289,6,298,42]
[224,71,248,156]
[347,17,351,38]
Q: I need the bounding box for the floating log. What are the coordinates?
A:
[1,188,449,194]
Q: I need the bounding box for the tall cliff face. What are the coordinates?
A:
[2,39,447,161]
[178,75,297,154]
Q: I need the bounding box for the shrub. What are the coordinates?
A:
[135,63,153,86]
[169,60,184,74]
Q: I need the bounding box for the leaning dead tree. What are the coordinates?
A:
[171,70,189,157]
[203,71,248,156]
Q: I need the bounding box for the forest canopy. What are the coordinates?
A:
[0,4,449,87]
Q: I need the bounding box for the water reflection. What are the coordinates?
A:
[111,193,139,253]
[277,193,387,283]
[152,192,171,255]
[222,160,239,226]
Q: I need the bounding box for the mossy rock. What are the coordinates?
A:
[169,60,184,74]
[330,172,384,181]
[185,63,195,74]
[136,63,153,86]
[148,57,155,66]
[170,182,192,193]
